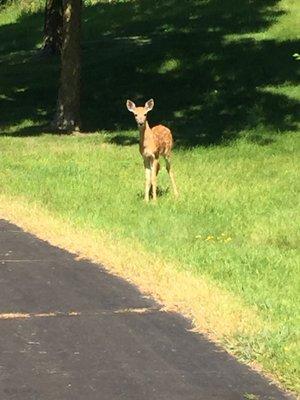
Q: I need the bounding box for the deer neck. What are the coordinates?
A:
[139,121,153,154]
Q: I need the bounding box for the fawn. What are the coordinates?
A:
[126,98,178,202]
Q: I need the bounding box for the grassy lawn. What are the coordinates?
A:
[0,0,299,393]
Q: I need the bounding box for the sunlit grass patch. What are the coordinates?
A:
[225,0,300,42]
[261,84,300,102]
[158,58,181,74]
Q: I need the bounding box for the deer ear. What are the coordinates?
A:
[126,99,136,112]
[145,98,154,112]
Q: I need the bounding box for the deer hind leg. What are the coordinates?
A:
[156,161,160,176]
[151,158,159,202]
[144,158,152,202]
[165,156,179,198]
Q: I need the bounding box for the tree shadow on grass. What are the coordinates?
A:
[0,11,60,136]
[0,0,299,146]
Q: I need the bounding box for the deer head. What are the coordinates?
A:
[126,99,154,127]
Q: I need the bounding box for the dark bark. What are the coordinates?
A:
[53,0,82,132]
[42,0,63,55]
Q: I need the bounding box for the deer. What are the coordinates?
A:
[126,98,178,202]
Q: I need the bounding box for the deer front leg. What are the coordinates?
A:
[144,157,152,202]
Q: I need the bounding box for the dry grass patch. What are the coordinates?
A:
[0,194,262,340]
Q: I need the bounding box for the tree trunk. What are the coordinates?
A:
[43,0,63,55]
[53,0,82,132]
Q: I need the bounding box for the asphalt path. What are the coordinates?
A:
[0,219,293,400]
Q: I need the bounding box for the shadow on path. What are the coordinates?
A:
[0,219,294,399]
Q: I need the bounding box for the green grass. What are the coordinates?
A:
[1,132,300,392]
[232,0,300,42]
[0,0,300,393]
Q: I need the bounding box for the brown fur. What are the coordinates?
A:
[126,99,178,202]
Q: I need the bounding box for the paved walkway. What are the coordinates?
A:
[0,219,293,400]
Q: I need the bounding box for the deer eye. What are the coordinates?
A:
[144,114,147,117]
[134,114,137,117]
